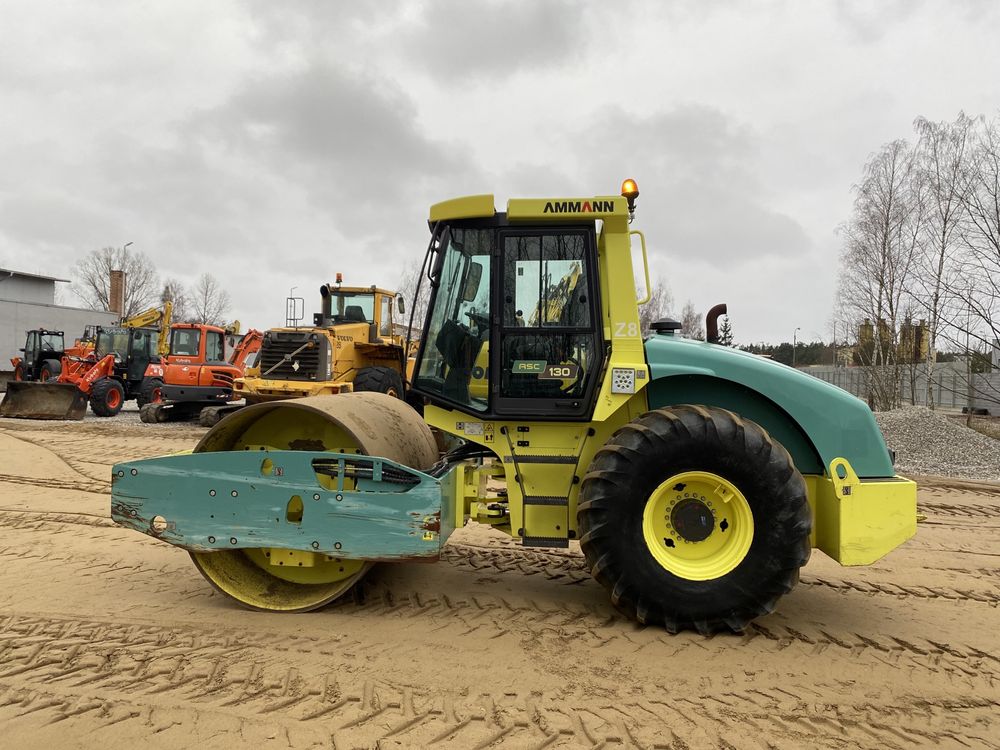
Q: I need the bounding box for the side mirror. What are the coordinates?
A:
[396,295,406,315]
[462,262,483,302]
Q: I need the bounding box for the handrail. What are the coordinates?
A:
[631,229,652,305]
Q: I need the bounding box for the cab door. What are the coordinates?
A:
[24,331,39,366]
[493,228,603,419]
[22,332,39,376]
[127,330,155,382]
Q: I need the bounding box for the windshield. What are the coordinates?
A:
[39,333,64,351]
[329,293,375,323]
[171,328,201,357]
[414,227,492,411]
[96,330,130,361]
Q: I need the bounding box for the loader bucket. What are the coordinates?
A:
[0,381,88,420]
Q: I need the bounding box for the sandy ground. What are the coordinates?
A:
[0,414,998,749]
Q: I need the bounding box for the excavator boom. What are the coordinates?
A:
[230,329,263,369]
[121,301,173,356]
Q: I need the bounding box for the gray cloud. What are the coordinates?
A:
[504,104,811,265]
[399,0,585,78]
[2,1,999,343]
[202,65,448,189]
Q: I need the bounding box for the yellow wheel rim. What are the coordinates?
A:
[642,471,754,581]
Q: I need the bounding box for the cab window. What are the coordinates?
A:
[414,227,492,411]
[39,333,64,351]
[331,293,375,323]
[205,331,225,361]
[379,296,392,336]
[97,331,130,360]
[171,329,201,357]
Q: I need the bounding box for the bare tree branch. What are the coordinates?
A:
[680,300,704,340]
[837,139,924,409]
[190,273,232,326]
[161,278,190,322]
[912,111,978,407]
[396,258,430,335]
[638,276,673,336]
[71,245,160,318]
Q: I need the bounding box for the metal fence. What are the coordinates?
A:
[804,362,1000,412]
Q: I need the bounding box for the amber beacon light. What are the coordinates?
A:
[621,178,639,220]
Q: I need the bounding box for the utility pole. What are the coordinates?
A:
[967,284,974,426]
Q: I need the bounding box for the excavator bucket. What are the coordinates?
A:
[0,381,88,420]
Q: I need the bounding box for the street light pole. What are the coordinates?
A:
[792,327,801,368]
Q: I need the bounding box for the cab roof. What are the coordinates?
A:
[429,194,628,224]
[328,285,397,296]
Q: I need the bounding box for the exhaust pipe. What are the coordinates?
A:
[705,303,728,344]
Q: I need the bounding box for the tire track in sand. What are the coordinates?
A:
[0,521,996,689]
[0,613,996,750]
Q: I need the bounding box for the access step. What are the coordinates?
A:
[522,495,568,506]
[522,536,570,549]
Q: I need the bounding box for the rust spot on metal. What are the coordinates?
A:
[289,438,327,451]
[421,511,441,533]
[367,552,443,563]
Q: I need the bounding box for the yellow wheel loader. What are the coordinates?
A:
[198,281,409,426]
[110,181,917,633]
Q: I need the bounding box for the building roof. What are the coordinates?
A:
[0,267,71,284]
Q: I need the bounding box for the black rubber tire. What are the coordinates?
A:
[139,403,166,423]
[137,377,164,408]
[199,406,225,427]
[89,378,126,417]
[578,405,811,634]
[353,366,404,398]
[40,359,61,381]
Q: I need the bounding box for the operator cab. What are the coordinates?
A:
[95,326,159,382]
[412,217,604,420]
[315,283,404,340]
[23,330,65,361]
[169,326,225,363]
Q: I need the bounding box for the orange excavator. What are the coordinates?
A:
[138,323,262,424]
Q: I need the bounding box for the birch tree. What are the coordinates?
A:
[839,140,924,410]
[956,116,1000,356]
[912,112,978,408]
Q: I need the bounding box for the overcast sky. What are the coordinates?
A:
[1,1,999,344]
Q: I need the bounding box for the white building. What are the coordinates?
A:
[0,268,117,374]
